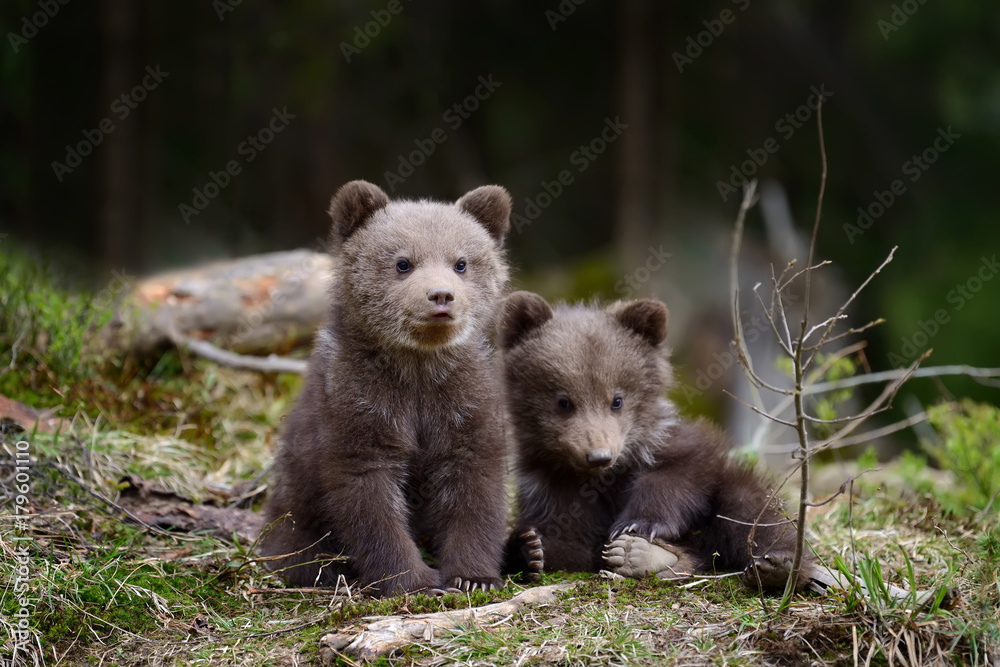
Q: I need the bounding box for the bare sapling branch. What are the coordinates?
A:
[808,350,930,456]
[778,259,832,293]
[764,410,929,454]
[778,98,829,609]
[801,246,897,370]
[730,181,767,414]
[722,390,798,427]
[805,318,885,350]
[727,97,943,610]
[752,283,794,357]
[770,266,796,349]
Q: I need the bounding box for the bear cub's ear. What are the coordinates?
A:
[500,291,554,350]
[612,299,669,347]
[457,185,512,244]
[328,180,390,242]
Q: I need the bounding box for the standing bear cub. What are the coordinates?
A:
[501,292,821,591]
[261,181,511,596]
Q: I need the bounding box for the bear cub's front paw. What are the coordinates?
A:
[742,551,796,591]
[603,533,692,580]
[609,518,681,543]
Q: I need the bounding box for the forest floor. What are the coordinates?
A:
[1,355,998,666]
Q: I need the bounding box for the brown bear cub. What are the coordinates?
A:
[260,181,512,596]
[500,292,820,591]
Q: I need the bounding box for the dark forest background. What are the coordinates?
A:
[1,0,998,429]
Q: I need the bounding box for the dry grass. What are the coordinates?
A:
[1,362,998,666]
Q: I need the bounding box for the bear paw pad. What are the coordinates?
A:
[603,533,688,580]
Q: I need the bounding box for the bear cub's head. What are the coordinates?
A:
[500,291,674,474]
[328,180,511,351]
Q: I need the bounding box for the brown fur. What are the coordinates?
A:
[260,180,511,596]
[500,291,815,590]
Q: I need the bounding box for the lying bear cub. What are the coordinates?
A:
[500,291,821,591]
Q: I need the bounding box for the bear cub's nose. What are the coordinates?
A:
[428,287,455,308]
[586,449,613,468]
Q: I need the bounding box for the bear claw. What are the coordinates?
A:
[519,527,545,581]
[443,576,501,593]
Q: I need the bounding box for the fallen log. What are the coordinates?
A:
[99,249,333,358]
[318,583,572,663]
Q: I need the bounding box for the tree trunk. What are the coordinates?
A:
[98,0,147,272]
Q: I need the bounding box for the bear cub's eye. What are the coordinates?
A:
[556,396,573,412]
[611,395,624,411]
[396,259,412,273]
[454,259,467,273]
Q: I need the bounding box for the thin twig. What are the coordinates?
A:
[809,351,930,456]
[934,526,973,564]
[730,181,767,414]
[778,260,832,293]
[803,468,879,507]
[166,327,308,374]
[752,283,794,357]
[248,587,348,596]
[771,262,792,356]
[802,247,897,371]
[804,314,848,343]
[802,405,895,425]
[804,319,885,350]
[771,266,795,351]
[747,341,868,452]
[45,459,188,541]
[804,364,1000,396]
[764,411,929,453]
[750,360,992,440]
[715,515,793,527]
[722,390,798,427]
[976,487,1000,521]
